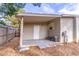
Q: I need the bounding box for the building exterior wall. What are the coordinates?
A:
[48,18,60,42]
[76,17,79,42]
[23,23,48,40]
[23,23,33,40]
[39,24,48,39]
[60,17,74,43]
[73,18,76,43]
[22,16,78,43]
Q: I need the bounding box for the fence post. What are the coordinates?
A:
[6,27,8,42]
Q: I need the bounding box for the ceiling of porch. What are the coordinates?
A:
[23,16,58,23]
[17,13,61,23]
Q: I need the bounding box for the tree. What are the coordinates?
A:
[0,3,41,28]
[0,3,26,28]
[0,3,41,17]
[0,20,6,25]
[4,15,19,28]
[0,3,26,16]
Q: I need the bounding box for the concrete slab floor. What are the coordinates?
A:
[22,40,59,49]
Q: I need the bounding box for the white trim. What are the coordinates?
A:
[17,13,79,17]
[20,17,23,47]
[17,13,61,17]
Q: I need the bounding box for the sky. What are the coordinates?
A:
[24,3,79,15]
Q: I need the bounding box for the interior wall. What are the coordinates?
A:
[48,18,60,42]
[60,17,74,43]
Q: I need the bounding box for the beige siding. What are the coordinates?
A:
[22,17,75,43]
[23,23,48,40]
[23,24,33,40]
[60,17,73,43]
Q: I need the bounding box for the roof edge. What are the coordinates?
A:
[16,12,79,17]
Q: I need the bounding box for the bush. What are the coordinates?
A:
[0,20,6,25]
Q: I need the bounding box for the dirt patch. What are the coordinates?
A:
[0,37,79,56]
[0,47,22,56]
[20,46,50,56]
[0,37,24,56]
[3,37,20,49]
[20,43,79,56]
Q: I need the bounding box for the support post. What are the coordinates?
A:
[20,17,23,47]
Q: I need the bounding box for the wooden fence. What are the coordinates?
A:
[0,24,16,45]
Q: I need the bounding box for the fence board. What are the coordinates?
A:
[0,24,16,45]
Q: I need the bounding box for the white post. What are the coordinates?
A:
[20,17,23,47]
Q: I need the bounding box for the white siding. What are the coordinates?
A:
[60,18,73,43]
[76,17,79,42]
[33,25,40,39]
[39,24,48,39]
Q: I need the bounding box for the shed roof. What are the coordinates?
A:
[16,13,79,23]
[16,12,79,17]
